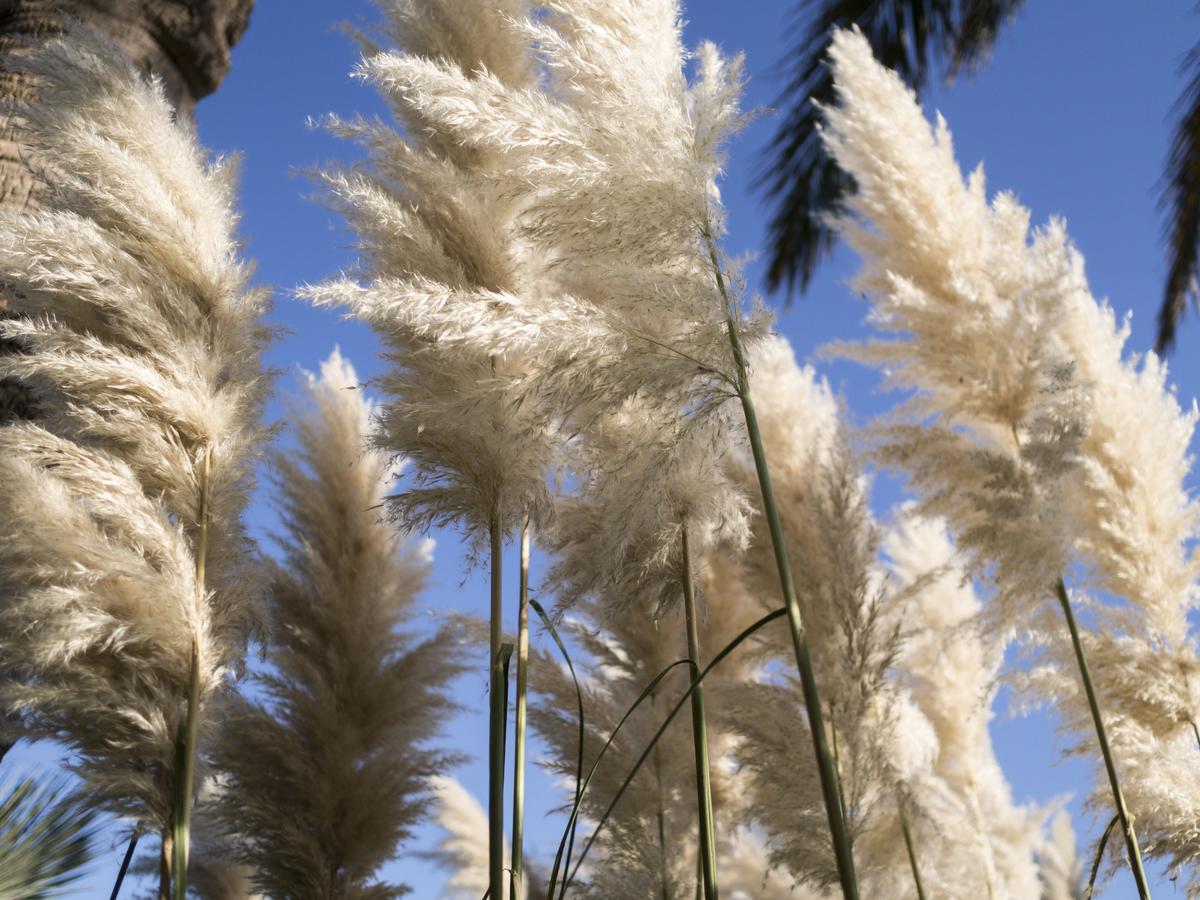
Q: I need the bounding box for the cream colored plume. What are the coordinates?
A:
[301,0,556,549]
[208,351,463,898]
[0,27,268,832]
[305,0,768,577]
[823,26,1200,887]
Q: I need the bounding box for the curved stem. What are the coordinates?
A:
[110,831,139,900]
[543,656,693,899]
[565,608,788,891]
[1084,814,1120,900]
[652,696,671,900]
[173,444,212,900]
[1055,578,1151,899]
[680,525,718,900]
[705,226,859,900]
[511,518,531,898]
[520,599,595,899]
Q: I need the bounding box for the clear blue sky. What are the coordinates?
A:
[24,0,1200,896]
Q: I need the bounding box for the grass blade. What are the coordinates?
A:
[563,608,787,893]
[543,656,695,898]
[528,599,586,900]
[1084,814,1120,900]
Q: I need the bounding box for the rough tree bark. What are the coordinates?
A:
[0,0,254,212]
[0,0,255,759]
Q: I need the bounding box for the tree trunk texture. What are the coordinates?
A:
[0,0,254,761]
[0,0,253,212]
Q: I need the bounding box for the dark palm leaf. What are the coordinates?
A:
[1158,40,1200,353]
[761,0,1025,295]
[0,776,98,898]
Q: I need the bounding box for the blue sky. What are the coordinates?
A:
[22,0,1200,896]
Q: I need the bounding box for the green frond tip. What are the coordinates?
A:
[0,776,99,898]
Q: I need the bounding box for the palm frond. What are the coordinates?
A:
[761,0,1023,295]
[1158,40,1200,352]
[0,776,98,899]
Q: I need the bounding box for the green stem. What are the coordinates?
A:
[489,515,506,900]
[173,445,212,900]
[680,525,719,900]
[899,803,927,900]
[1084,814,1120,900]
[706,227,859,900]
[1055,578,1151,899]
[511,518,531,898]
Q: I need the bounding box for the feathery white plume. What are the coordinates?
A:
[0,28,268,832]
[306,0,767,577]
[302,0,556,548]
[209,351,462,898]
[823,27,1200,885]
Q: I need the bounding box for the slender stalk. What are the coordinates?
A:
[898,803,927,900]
[173,445,212,900]
[511,518,531,899]
[158,831,172,900]
[1084,814,1120,900]
[110,832,139,900]
[1054,578,1151,898]
[705,226,859,899]
[679,524,719,900]
[488,514,506,900]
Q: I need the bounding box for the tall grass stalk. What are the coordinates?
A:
[542,650,693,899]
[512,518,531,897]
[1054,578,1151,898]
[489,515,506,900]
[171,445,212,900]
[704,226,860,899]
[899,803,927,900]
[679,524,719,900]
